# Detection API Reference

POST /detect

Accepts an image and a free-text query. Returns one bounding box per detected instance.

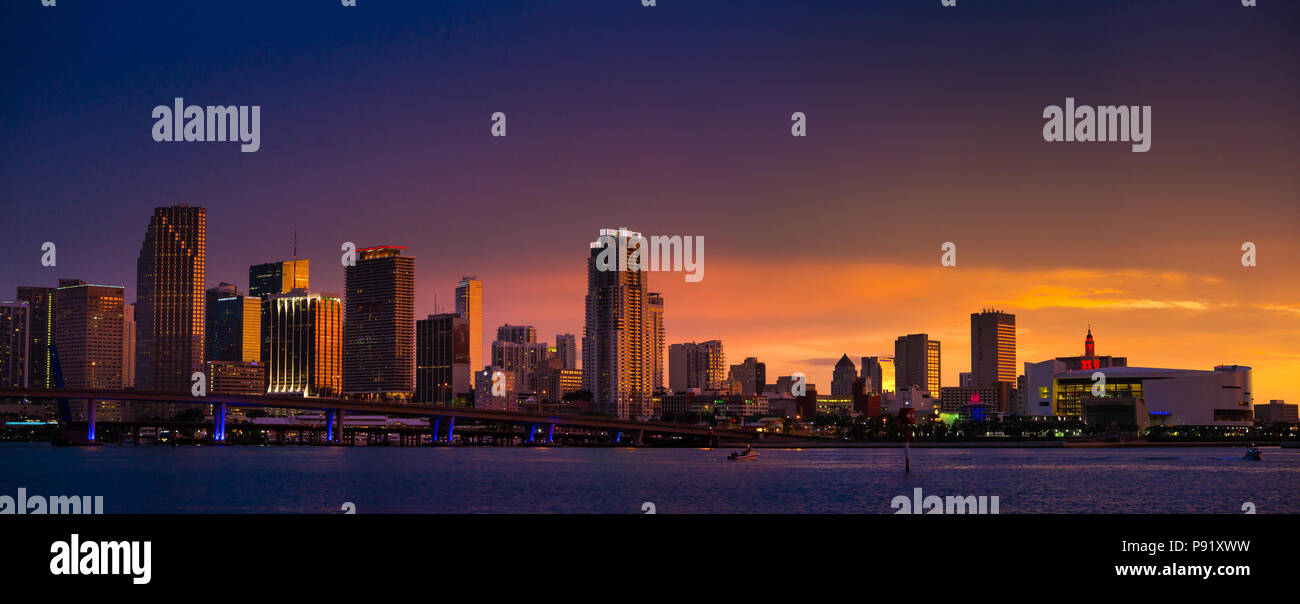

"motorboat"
[1243,446,1262,461]
[727,446,759,461]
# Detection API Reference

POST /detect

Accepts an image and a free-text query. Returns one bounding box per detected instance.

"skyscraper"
[343,246,415,401]
[206,283,261,363]
[54,279,124,390]
[122,303,135,389]
[0,301,29,388]
[583,228,654,419]
[971,309,1016,387]
[135,205,206,392]
[16,286,55,389]
[455,277,483,387]
[860,356,895,394]
[831,354,857,396]
[895,333,940,395]
[555,333,577,370]
[264,290,342,397]
[415,313,471,404]
[647,292,665,391]
[249,259,309,298]
[667,340,726,391]
[496,324,537,344]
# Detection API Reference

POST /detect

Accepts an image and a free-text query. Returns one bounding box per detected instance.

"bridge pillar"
[431,417,441,444]
[86,399,96,442]
[214,402,227,442]
[324,409,342,444]
[633,429,644,446]
[446,417,456,444]
[613,431,623,446]
[528,424,536,444]
[546,424,555,444]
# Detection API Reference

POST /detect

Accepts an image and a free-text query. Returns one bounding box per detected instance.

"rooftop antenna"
[293,230,298,260]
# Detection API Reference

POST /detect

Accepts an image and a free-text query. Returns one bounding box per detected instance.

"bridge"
[0,387,771,446]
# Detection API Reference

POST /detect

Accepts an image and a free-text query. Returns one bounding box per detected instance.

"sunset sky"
[2,1,1297,401]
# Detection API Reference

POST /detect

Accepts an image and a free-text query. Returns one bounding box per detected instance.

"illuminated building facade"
[343,246,415,401]
[455,277,483,387]
[895,333,940,395]
[583,228,655,419]
[206,283,260,363]
[54,279,124,390]
[971,309,1016,387]
[135,205,206,393]
[264,290,342,398]
[249,259,309,298]
[15,286,54,389]
[647,292,664,391]
[860,356,894,394]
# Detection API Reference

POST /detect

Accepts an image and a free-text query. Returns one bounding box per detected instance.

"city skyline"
[1,1,1296,403]
[1,206,1297,404]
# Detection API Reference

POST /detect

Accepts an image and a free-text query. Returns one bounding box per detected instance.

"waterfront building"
[135,205,206,393]
[895,334,940,395]
[583,228,655,419]
[264,290,342,398]
[971,309,1016,387]
[343,246,414,401]
[15,286,55,389]
[456,277,483,388]
[415,313,471,404]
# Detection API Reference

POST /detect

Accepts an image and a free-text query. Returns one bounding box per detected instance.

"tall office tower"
[0,301,29,388]
[831,354,858,396]
[647,292,665,391]
[135,205,206,392]
[496,324,537,344]
[415,313,471,404]
[206,283,261,363]
[971,309,1016,387]
[583,228,654,419]
[248,259,309,298]
[491,340,551,393]
[860,356,896,394]
[895,333,941,395]
[54,279,124,389]
[264,290,342,397]
[16,286,55,389]
[122,303,135,388]
[667,340,726,391]
[728,356,766,395]
[455,277,483,387]
[555,333,577,370]
[343,246,415,401]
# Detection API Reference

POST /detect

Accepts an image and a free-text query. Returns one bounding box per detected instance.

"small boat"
[727,446,759,461]
[1243,447,1261,461]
